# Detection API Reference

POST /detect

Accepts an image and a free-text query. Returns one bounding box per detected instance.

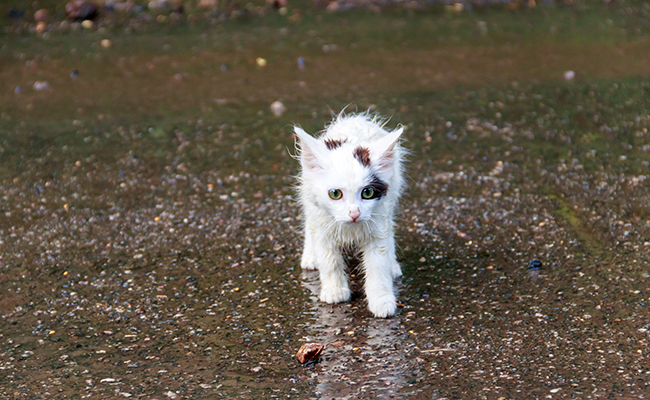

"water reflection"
[301,270,408,399]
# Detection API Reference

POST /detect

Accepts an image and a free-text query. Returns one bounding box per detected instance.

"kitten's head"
[295,121,403,225]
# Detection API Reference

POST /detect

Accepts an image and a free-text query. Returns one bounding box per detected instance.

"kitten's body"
[295,113,405,318]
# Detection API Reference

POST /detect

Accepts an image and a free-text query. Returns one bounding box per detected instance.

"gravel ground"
[3,84,650,398]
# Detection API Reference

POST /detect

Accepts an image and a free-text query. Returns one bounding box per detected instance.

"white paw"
[301,252,318,270]
[367,292,397,318]
[320,285,351,304]
[391,260,402,278]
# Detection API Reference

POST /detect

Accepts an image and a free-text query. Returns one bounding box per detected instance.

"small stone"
[33,81,50,91]
[34,9,49,22]
[148,0,171,11]
[81,19,94,29]
[527,259,542,270]
[35,21,47,33]
[66,1,99,21]
[270,101,286,117]
[8,8,25,19]
[256,57,267,67]
[296,342,324,364]
[197,0,218,8]
[101,39,111,48]
[564,70,575,81]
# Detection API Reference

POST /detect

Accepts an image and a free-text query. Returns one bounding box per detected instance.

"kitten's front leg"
[314,238,351,304]
[387,229,402,279]
[362,242,397,318]
[300,222,317,270]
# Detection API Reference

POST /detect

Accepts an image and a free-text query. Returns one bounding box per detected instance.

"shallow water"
[3,2,650,399]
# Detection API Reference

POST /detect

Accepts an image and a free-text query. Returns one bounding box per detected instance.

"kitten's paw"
[391,260,402,278]
[320,286,351,304]
[367,292,397,318]
[300,253,318,270]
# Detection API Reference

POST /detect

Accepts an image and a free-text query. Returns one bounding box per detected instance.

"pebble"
[101,39,112,48]
[197,0,218,8]
[148,0,171,11]
[270,101,286,117]
[66,0,99,21]
[296,343,324,364]
[256,57,267,67]
[33,81,50,91]
[564,70,575,81]
[8,8,24,19]
[34,9,49,22]
[527,259,542,270]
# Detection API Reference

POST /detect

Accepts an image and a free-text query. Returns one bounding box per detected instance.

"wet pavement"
[3,2,650,399]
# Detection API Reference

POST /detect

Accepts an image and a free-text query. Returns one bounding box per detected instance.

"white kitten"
[295,113,405,318]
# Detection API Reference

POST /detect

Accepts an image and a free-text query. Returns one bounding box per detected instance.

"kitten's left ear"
[373,127,404,169]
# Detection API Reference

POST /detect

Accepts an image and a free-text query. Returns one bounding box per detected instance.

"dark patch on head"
[323,138,345,150]
[353,146,371,167]
[366,174,389,199]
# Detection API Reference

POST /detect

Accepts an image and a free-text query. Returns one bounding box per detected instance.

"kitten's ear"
[373,127,403,169]
[294,126,326,171]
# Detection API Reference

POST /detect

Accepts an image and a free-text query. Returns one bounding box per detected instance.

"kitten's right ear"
[294,126,325,171]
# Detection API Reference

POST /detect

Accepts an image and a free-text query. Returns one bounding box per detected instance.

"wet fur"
[294,113,405,318]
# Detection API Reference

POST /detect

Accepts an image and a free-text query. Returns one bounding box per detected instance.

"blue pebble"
[527,259,542,270]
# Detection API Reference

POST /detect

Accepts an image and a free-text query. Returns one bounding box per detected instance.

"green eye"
[361,187,375,199]
[328,189,343,200]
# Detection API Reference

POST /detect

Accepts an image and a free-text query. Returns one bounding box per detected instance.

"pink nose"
[349,207,360,222]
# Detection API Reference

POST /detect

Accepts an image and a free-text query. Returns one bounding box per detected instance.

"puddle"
[301,270,413,399]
